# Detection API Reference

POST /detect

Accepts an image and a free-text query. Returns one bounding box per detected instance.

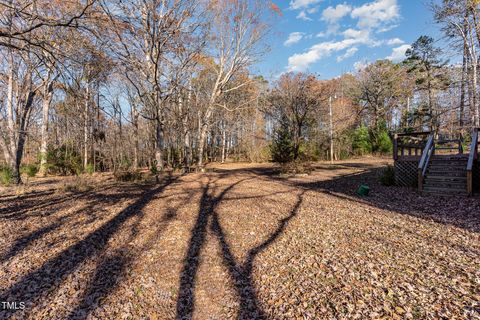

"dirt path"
[0,158,479,319]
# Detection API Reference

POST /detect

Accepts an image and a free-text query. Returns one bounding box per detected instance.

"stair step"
[428,163,467,167]
[422,191,468,197]
[424,183,466,189]
[427,172,467,177]
[430,158,467,161]
[424,178,466,184]
[422,186,467,194]
[425,175,467,181]
[431,156,468,160]
[428,166,467,170]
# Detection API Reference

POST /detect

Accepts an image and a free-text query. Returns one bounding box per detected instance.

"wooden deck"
[393,130,479,195]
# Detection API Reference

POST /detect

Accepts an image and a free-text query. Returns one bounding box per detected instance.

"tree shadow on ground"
[0,176,180,319]
[176,173,304,320]
[0,183,166,265]
[66,202,182,320]
[277,165,480,234]
[212,163,480,234]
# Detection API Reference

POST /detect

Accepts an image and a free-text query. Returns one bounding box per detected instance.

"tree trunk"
[6,53,16,169]
[13,91,36,184]
[83,83,90,170]
[155,116,164,171]
[472,59,479,126]
[460,50,467,130]
[197,122,208,169]
[38,81,54,177]
[221,121,226,163]
[132,106,139,170]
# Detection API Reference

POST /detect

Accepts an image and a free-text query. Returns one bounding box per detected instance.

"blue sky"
[253,0,443,80]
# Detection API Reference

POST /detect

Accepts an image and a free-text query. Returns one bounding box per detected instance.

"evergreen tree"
[270,115,295,163]
[404,36,450,131]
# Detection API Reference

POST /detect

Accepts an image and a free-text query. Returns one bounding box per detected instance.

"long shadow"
[0,176,178,319]
[0,184,159,263]
[176,173,304,319]
[196,164,480,234]
[66,200,182,320]
[0,185,119,220]
[210,191,304,319]
[0,222,60,263]
[176,175,252,319]
[286,165,480,234]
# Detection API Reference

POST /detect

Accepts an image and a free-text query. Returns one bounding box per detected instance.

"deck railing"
[393,131,431,160]
[417,134,435,192]
[467,128,479,196]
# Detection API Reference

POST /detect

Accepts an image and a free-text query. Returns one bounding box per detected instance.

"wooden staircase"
[417,128,478,196]
[422,155,468,196]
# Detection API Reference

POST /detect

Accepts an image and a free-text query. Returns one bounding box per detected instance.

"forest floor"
[0,157,479,319]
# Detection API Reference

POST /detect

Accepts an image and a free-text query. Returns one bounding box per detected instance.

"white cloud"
[386,44,411,62]
[337,47,358,62]
[297,11,313,21]
[286,0,404,72]
[284,32,305,46]
[289,0,322,10]
[321,3,352,23]
[378,24,399,33]
[351,0,400,30]
[343,28,370,40]
[387,38,404,45]
[288,36,372,71]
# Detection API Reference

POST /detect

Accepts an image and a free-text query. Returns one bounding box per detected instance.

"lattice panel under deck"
[395,160,418,187]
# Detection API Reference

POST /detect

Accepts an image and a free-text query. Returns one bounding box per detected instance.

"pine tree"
[270,115,295,163]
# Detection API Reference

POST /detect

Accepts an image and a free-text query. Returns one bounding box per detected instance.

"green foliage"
[0,166,13,186]
[47,144,83,175]
[297,142,320,161]
[270,115,295,163]
[85,163,95,175]
[375,130,393,154]
[380,165,395,186]
[21,164,38,177]
[118,157,132,170]
[370,122,393,154]
[351,126,372,155]
[150,162,159,175]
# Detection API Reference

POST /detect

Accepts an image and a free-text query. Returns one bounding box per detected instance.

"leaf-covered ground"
[0,158,479,319]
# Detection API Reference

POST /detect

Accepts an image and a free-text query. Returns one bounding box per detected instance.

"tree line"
[0,0,478,185]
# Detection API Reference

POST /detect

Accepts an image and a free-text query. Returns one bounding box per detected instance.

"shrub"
[376,130,393,154]
[58,176,93,193]
[114,170,143,182]
[0,166,13,186]
[47,145,82,175]
[371,121,392,154]
[85,163,95,175]
[280,161,313,175]
[21,164,38,177]
[150,162,159,176]
[380,165,395,186]
[352,126,372,155]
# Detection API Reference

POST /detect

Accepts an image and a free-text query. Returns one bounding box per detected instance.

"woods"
[1,0,480,184]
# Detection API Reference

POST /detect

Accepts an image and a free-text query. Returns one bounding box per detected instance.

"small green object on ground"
[357,184,370,196]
